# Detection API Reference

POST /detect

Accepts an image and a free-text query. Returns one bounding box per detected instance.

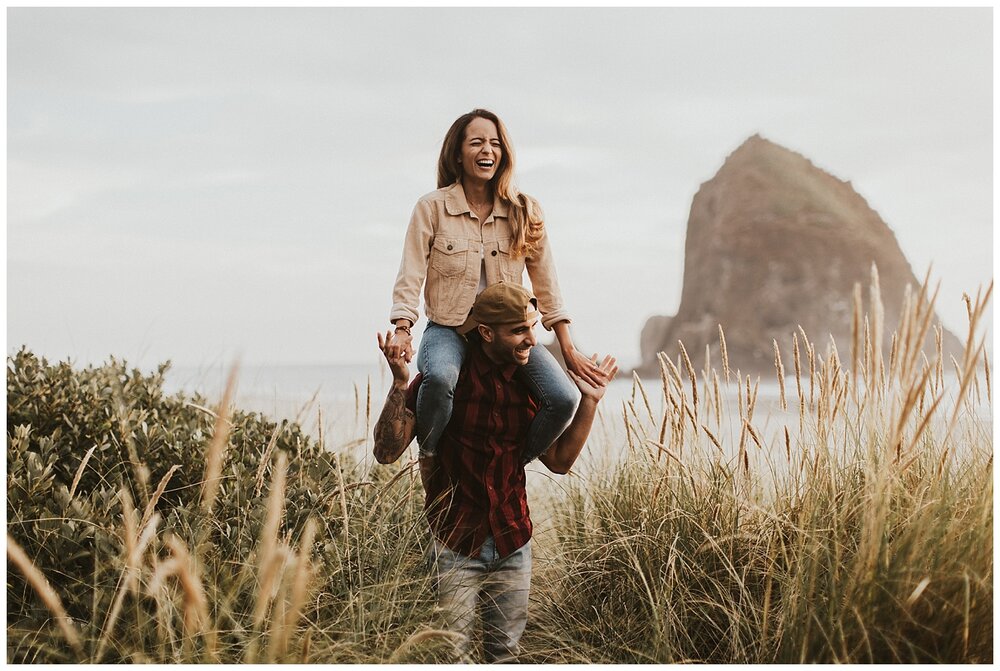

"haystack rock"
[635,135,963,378]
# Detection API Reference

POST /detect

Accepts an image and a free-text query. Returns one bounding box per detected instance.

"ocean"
[162,362,984,482]
[163,362,389,447]
[162,360,653,458]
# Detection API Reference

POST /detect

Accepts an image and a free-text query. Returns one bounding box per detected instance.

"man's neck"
[476,340,521,379]
[481,346,505,367]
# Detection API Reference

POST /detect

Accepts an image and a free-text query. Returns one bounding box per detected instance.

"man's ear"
[477,324,493,343]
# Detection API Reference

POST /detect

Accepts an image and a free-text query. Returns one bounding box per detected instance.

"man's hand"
[373,330,417,464]
[567,353,618,402]
[378,330,411,384]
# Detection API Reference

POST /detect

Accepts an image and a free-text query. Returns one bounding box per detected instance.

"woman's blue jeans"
[416,321,579,462]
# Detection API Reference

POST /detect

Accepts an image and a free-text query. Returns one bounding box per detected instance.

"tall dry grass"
[529,270,992,663]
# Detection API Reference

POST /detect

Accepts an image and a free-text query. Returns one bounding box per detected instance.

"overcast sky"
[7,7,993,371]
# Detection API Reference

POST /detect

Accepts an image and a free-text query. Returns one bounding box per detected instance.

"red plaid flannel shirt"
[406,340,538,559]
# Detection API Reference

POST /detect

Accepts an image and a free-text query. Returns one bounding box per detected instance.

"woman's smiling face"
[459,116,502,185]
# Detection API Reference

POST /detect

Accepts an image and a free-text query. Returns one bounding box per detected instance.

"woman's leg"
[518,344,580,463]
[416,322,467,457]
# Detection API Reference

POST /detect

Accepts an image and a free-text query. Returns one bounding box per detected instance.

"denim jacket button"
[491,250,498,256]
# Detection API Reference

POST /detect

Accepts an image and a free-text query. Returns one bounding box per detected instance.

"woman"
[389,108,604,461]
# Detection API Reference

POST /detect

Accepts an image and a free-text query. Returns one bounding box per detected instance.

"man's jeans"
[416,321,579,460]
[430,536,532,663]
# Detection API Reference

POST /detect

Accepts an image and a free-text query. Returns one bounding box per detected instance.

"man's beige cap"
[457,282,540,336]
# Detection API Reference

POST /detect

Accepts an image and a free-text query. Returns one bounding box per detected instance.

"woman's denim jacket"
[390,181,571,331]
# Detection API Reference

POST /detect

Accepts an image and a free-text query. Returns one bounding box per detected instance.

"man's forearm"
[373,382,416,464]
[544,397,600,474]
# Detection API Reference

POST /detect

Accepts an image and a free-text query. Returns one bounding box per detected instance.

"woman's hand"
[567,353,618,402]
[563,347,610,388]
[392,322,415,363]
[552,321,606,387]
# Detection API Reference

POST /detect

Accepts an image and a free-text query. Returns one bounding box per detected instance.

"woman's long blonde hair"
[437,109,544,258]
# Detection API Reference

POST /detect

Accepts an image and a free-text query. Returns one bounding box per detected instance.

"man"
[373,282,617,662]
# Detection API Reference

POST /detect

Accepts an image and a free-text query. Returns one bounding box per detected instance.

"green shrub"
[6,348,442,664]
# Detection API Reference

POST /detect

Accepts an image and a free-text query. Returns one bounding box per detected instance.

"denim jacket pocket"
[497,237,526,283]
[429,237,470,278]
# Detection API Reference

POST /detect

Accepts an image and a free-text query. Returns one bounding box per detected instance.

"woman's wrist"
[552,320,574,354]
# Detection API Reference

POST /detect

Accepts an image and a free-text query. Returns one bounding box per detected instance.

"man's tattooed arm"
[373,382,417,464]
